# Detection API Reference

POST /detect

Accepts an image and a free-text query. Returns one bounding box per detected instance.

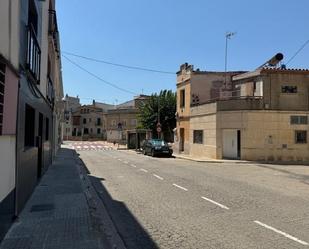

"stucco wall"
[0,136,16,202]
[0,0,20,69]
[189,114,217,158]
[217,111,309,161]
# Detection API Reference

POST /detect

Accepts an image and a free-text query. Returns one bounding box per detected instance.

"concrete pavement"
[0,148,125,249]
[79,148,309,249]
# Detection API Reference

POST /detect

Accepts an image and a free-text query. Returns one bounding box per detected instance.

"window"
[84,128,89,134]
[97,118,101,125]
[291,116,308,125]
[122,120,127,126]
[281,86,297,93]
[295,130,307,144]
[27,0,40,83]
[131,119,137,126]
[112,120,116,126]
[25,104,35,147]
[89,118,92,122]
[45,117,49,141]
[97,128,101,134]
[193,130,203,144]
[180,89,185,108]
[83,118,86,124]
[0,62,5,135]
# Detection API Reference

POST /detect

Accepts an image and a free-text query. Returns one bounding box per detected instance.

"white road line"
[77,146,81,149]
[140,168,148,173]
[118,159,122,162]
[254,220,308,246]
[173,183,188,191]
[130,164,137,168]
[201,196,230,210]
[153,174,164,180]
[123,161,129,164]
[91,145,96,148]
[84,146,89,149]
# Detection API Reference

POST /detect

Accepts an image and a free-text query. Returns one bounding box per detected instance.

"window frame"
[180,89,185,108]
[281,85,298,94]
[290,116,308,125]
[193,130,203,144]
[295,130,307,144]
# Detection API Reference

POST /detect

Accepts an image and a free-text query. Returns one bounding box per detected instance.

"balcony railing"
[47,76,55,106]
[48,10,60,53]
[26,25,41,84]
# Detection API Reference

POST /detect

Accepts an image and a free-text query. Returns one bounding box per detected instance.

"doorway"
[222,129,241,159]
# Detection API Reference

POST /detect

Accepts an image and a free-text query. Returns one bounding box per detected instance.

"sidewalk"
[173,153,309,165]
[173,153,253,164]
[0,148,125,249]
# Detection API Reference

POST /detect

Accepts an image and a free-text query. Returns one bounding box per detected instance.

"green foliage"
[138,90,176,142]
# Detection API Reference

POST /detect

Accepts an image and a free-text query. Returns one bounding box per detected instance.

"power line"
[286,39,309,66]
[62,51,175,75]
[62,54,138,95]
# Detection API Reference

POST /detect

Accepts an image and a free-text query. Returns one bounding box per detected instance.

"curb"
[74,152,127,249]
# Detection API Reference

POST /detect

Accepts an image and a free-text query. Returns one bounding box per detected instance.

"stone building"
[63,94,80,140]
[0,0,63,239]
[70,100,114,140]
[174,62,309,162]
[105,95,148,143]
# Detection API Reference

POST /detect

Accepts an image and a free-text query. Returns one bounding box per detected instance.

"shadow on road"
[79,158,159,249]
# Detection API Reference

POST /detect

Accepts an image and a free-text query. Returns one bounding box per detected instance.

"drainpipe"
[14,77,21,217]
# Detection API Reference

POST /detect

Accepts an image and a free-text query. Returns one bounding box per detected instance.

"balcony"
[47,76,55,106]
[26,25,41,84]
[190,96,264,116]
[48,10,60,53]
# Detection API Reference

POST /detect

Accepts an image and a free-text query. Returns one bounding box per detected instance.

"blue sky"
[57,0,309,105]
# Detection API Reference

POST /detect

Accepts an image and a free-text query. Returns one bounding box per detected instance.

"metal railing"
[26,25,41,84]
[47,76,55,106]
[48,10,60,53]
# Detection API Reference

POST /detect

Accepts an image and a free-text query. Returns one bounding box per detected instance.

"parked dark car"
[142,139,173,157]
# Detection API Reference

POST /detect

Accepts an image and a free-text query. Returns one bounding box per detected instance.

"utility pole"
[225,32,236,85]
[157,95,161,139]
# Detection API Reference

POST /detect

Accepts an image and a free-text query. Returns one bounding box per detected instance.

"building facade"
[63,94,81,140]
[70,100,114,140]
[174,62,309,162]
[0,0,63,239]
[105,95,148,143]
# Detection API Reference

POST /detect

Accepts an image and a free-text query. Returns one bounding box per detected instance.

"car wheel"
[151,149,155,157]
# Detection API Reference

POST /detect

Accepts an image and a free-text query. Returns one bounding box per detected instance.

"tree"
[138,90,176,142]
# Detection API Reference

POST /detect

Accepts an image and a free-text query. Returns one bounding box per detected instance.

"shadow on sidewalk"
[78,157,159,249]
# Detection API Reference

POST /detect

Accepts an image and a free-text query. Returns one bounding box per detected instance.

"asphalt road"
[77,144,309,249]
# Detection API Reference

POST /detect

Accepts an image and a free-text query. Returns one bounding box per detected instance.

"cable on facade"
[62,54,138,95]
[62,51,175,75]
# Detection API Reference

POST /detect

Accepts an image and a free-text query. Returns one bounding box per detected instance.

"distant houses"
[64,95,149,143]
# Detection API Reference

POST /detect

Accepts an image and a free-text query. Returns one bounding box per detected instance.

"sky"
[57,0,309,105]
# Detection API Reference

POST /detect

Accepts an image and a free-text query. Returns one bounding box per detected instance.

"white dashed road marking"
[130,164,137,168]
[201,196,230,210]
[173,184,188,191]
[123,161,129,164]
[140,168,148,173]
[153,174,164,180]
[254,220,308,246]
